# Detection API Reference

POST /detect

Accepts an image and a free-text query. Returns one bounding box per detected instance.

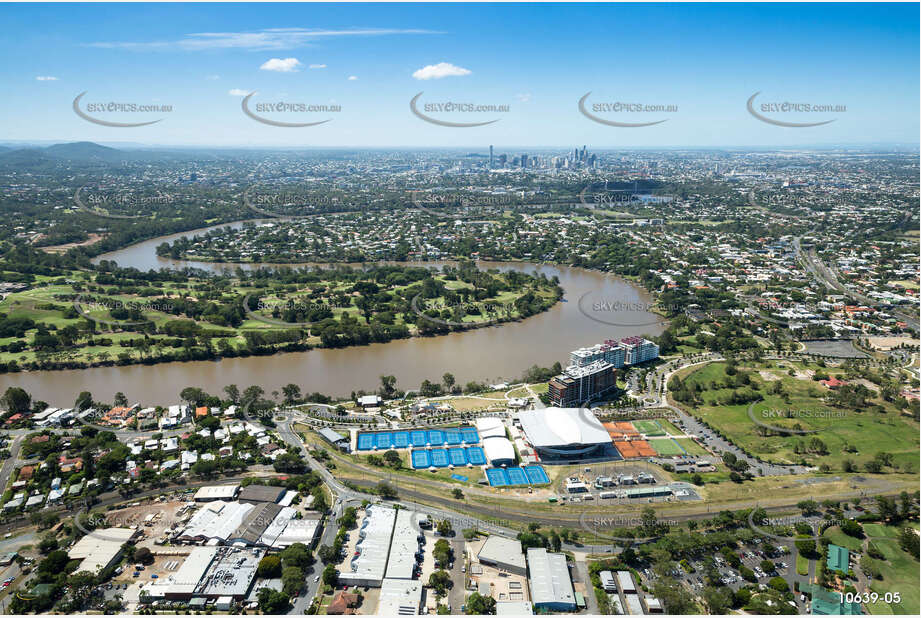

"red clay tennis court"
[604,421,640,439]
[613,438,657,458]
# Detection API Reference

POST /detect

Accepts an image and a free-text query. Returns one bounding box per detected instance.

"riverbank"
[0,223,666,404]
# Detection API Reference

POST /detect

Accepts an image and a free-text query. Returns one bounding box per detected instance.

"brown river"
[0,223,663,405]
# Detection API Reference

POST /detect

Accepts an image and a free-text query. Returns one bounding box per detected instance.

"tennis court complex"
[410,446,488,469]
[484,465,550,487]
[357,427,480,451]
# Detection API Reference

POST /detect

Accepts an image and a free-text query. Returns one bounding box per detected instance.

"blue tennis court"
[448,447,467,466]
[466,446,486,466]
[357,433,374,450]
[523,465,550,484]
[461,427,479,443]
[411,450,431,469]
[506,467,528,485]
[445,429,463,445]
[430,449,449,467]
[485,468,509,486]
[410,430,428,446]
[426,430,445,445]
[392,432,410,448]
[374,432,392,449]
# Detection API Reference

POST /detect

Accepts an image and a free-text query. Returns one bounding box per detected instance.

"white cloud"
[309,63,327,69]
[411,62,471,80]
[260,57,302,72]
[35,76,59,81]
[516,93,532,103]
[228,89,249,96]
[347,75,358,81]
[86,28,440,52]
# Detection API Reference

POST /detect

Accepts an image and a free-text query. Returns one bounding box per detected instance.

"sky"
[1,2,918,148]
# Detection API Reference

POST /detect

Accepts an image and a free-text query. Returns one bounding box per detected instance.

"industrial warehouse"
[140,546,264,603]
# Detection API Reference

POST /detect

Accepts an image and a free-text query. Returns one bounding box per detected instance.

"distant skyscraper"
[489,145,494,168]
[520,154,528,168]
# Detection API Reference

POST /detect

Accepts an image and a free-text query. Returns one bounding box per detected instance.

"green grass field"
[796,553,810,576]
[649,438,686,456]
[822,525,863,552]
[864,536,919,615]
[655,418,684,435]
[633,420,665,436]
[863,524,901,539]
[673,438,710,456]
[676,362,920,468]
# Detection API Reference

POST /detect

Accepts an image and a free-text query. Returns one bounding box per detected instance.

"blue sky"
[2,2,918,147]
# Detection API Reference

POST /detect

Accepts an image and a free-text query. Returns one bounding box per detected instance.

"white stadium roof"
[482,437,516,464]
[518,407,610,448]
[475,416,507,439]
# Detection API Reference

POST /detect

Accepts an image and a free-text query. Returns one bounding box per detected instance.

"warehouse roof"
[237,484,285,504]
[478,535,526,571]
[68,528,135,574]
[527,548,575,608]
[193,485,239,501]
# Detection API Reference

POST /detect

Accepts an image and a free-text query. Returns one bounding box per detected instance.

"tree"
[464,592,496,615]
[322,564,338,587]
[442,373,456,392]
[428,569,452,596]
[382,449,402,468]
[437,519,454,537]
[898,525,920,559]
[256,588,289,614]
[282,383,302,405]
[760,559,775,574]
[768,576,789,593]
[223,383,240,404]
[702,586,732,614]
[840,519,864,538]
[452,488,464,500]
[433,539,452,567]
[113,392,128,407]
[376,481,398,499]
[652,577,697,614]
[380,375,397,397]
[66,571,98,610]
[257,555,282,578]
[135,546,155,565]
[0,386,31,415]
[38,535,59,554]
[281,542,315,569]
[282,565,304,596]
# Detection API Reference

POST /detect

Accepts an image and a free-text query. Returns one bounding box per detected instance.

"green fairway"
[863,524,901,539]
[675,361,920,468]
[864,537,919,614]
[823,525,863,552]
[649,438,686,456]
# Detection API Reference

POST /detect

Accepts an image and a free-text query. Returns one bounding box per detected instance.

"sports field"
[649,438,686,456]
[633,420,666,436]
